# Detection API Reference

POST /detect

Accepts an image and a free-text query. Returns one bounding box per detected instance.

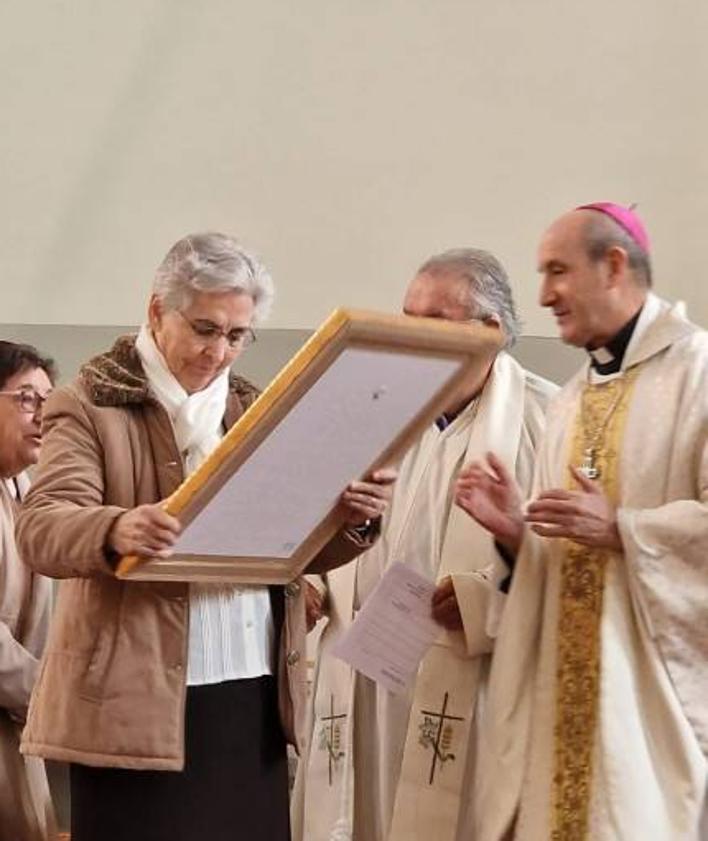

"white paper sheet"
[331,562,440,694]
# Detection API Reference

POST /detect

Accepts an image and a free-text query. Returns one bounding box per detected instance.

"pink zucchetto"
[576,202,650,253]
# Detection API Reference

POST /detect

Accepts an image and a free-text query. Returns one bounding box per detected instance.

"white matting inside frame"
[175,346,460,559]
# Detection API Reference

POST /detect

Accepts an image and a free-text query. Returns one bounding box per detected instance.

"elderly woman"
[0,341,57,841]
[16,233,394,841]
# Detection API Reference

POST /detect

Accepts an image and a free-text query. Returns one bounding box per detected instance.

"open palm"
[455,452,524,553]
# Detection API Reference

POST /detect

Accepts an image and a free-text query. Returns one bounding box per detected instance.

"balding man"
[457,203,708,840]
[293,249,557,841]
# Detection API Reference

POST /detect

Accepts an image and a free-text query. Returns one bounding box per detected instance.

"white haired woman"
[0,341,57,841]
[16,233,395,841]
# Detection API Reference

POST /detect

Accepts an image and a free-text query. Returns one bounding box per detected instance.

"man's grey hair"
[418,248,521,348]
[153,232,275,323]
[582,213,652,288]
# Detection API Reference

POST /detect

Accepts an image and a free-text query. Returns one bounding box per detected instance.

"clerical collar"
[587,307,643,375]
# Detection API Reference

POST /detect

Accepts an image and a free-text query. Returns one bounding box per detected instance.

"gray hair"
[152,232,275,323]
[418,248,521,348]
[582,213,652,288]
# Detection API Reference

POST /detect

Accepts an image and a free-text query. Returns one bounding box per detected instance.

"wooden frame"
[116,308,501,584]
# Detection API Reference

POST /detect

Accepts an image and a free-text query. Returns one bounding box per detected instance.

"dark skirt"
[70,676,290,841]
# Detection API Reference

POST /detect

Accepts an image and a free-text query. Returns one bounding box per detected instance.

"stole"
[301,561,358,841]
[388,355,527,841]
[550,368,639,841]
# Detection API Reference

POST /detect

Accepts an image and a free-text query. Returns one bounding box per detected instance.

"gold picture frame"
[116,308,501,584]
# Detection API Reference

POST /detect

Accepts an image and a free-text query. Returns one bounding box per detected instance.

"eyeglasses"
[176,311,256,350]
[0,386,50,414]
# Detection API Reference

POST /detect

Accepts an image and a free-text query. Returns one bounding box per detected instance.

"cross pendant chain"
[578,377,631,482]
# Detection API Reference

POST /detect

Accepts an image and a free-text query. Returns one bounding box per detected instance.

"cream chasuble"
[475,295,708,841]
[293,353,556,841]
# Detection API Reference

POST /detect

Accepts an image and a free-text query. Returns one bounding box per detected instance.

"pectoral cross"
[320,694,347,785]
[418,692,464,784]
[579,448,600,480]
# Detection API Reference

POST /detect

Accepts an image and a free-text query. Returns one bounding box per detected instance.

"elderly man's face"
[0,366,53,478]
[402,271,474,322]
[149,289,255,393]
[537,212,614,349]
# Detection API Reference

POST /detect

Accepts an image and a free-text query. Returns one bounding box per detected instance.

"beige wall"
[1,323,583,390]
[1,1,707,337]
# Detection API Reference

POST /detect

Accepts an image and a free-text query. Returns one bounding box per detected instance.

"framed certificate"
[116,308,501,583]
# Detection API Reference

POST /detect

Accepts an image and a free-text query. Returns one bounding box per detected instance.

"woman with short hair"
[0,340,57,841]
[16,233,394,841]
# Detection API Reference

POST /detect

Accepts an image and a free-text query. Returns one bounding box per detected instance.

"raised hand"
[455,452,524,555]
[525,466,622,550]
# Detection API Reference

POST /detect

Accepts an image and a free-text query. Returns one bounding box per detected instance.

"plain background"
[2,0,706,351]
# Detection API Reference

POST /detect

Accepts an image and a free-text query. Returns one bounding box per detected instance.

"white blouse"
[187,582,274,686]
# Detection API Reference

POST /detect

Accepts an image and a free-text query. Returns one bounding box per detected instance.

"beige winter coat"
[16,335,374,771]
[0,475,56,841]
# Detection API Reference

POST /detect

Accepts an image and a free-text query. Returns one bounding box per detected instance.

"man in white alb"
[457,203,708,840]
[292,248,557,841]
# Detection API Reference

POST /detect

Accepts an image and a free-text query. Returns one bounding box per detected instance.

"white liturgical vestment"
[475,294,708,841]
[292,352,557,841]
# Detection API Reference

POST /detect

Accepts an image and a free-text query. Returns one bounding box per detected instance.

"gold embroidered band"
[550,369,639,841]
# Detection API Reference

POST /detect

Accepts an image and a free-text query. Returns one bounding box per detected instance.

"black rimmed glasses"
[176,311,256,350]
[0,385,50,414]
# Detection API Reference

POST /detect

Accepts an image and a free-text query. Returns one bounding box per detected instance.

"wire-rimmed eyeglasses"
[176,311,256,350]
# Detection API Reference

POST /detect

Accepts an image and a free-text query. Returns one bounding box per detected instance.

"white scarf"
[136,325,274,687]
[135,324,229,472]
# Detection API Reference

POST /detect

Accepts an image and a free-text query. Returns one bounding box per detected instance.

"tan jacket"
[0,476,56,840]
[16,336,373,771]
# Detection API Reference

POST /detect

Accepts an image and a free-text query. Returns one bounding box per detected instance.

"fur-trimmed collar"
[79,333,260,410]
